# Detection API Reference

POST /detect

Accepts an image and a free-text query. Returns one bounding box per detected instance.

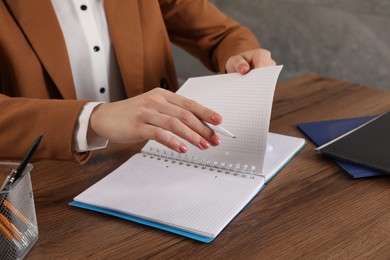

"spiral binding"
[142,147,258,179]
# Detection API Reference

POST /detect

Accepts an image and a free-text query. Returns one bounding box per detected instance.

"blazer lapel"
[104,0,144,98]
[5,0,76,99]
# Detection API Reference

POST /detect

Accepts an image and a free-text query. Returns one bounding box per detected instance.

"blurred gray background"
[172,0,390,90]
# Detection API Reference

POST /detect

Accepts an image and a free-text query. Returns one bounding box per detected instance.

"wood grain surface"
[26,74,390,259]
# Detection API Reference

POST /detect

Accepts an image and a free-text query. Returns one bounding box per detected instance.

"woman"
[0,0,275,163]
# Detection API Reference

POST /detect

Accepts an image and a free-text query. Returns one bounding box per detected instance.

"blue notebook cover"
[70,185,266,243]
[69,201,215,243]
[297,115,387,178]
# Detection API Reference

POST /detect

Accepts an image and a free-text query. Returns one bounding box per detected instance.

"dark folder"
[297,115,388,178]
[315,112,390,174]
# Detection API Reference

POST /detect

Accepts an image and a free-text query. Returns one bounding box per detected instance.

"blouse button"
[160,78,169,90]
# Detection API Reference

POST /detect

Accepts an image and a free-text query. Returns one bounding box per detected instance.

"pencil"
[3,200,29,225]
[0,213,23,241]
[0,221,13,241]
[0,221,23,251]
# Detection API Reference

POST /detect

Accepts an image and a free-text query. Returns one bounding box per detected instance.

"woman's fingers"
[162,89,223,124]
[145,91,221,146]
[88,88,223,153]
[147,113,216,150]
[225,48,276,74]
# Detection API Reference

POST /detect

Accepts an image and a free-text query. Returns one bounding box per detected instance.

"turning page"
[145,65,284,173]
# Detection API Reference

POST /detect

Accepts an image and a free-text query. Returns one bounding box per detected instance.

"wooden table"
[26,74,390,259]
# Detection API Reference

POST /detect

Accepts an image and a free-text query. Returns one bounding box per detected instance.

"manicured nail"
[179,143,188,153]
[210,134,221,146]
[199,139,210,149]
[211,114,222,124]
[238,64,249,74]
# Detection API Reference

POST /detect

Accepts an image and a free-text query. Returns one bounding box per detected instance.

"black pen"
[13,132,44,182]
[0,132,43,206]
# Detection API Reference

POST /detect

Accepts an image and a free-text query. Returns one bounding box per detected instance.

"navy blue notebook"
[297,115,387,178]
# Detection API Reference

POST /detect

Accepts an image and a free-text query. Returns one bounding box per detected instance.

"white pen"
[203,122,236,139]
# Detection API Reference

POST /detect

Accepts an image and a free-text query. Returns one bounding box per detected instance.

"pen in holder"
[0,162,38,260]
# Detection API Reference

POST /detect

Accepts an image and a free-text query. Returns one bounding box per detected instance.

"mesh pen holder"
[0,163,38,260]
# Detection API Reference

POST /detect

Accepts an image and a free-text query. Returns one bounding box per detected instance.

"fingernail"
[179,143,188,153]
[238,64,249,74]
[211,134,221,146]
[211,114,222,124]
[199,139,210,149]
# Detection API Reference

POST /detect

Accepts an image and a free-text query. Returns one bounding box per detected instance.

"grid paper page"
[74,153,264,238]
[172,66,283,171]
[262,133,306,182]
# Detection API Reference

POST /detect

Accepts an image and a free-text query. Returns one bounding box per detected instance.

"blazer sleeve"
[0,94,91,164]
[159,0,260,73]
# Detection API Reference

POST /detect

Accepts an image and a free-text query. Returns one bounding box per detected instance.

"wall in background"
[172,0,390,90]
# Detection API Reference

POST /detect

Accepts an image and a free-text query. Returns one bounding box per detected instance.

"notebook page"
[148,66,283,172]
[262,133,306,182]
[73,153,264,237]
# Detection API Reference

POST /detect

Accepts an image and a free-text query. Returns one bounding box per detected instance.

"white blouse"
[51,0,127,151]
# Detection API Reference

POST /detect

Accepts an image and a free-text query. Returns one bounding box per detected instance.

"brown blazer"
[0,0,259,163]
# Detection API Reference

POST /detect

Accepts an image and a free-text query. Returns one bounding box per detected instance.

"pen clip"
[0,169,18,194]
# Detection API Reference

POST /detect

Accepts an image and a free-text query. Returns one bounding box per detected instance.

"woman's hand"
[88,88,223,153]
[225,48,276,74]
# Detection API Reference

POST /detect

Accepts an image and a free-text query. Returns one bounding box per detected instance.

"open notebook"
[70,66,305,243]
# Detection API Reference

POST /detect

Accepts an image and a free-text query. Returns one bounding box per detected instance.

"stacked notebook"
[298,113,390,178]
[70,66,305,242]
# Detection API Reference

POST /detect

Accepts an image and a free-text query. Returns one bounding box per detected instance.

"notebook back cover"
[317,111,390,174]
[297,115,387,178]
